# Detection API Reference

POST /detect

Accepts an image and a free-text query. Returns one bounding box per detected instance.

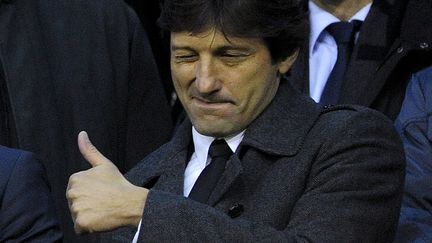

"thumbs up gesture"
[66,131,148,234]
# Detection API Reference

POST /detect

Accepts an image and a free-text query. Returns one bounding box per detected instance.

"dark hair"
[158,0,308,63]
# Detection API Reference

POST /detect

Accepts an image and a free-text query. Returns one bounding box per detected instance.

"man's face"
[171,29,295,137]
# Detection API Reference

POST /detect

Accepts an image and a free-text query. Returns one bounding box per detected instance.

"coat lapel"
[207,155,243,206]
[126,120,192,196]
[151,149,188,195]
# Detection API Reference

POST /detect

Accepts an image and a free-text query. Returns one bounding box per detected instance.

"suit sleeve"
[394,70,432,242]
[0,151,62,242]
[135,109,405,242]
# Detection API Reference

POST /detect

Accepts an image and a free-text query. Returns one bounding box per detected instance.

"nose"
[195,58,220,94]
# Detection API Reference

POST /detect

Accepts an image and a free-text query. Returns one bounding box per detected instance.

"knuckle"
[68,173,81,184]
[70,202,79,214]
[66,188,79,200]
[75,216,88,229]
[74,217,84,234]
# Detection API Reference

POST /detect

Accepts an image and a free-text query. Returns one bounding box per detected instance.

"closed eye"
[174,54,198,62]
[219,52,251,65]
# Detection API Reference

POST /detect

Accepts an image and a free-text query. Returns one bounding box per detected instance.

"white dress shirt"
[133,127,245,242]
[308,0,372,103]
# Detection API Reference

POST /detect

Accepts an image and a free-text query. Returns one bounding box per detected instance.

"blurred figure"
[0,145,62,242]
[394,67,432,242]
[125,0,185,121]
[125,0,172,99]
[0,0,172,241]
[289,0,432,120]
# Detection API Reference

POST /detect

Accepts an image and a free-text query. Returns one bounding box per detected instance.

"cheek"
[171,64,196,90]
[240,72,279,114]
[236,68,275,101]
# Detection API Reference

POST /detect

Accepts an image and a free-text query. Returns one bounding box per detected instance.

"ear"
[277,50,299,74]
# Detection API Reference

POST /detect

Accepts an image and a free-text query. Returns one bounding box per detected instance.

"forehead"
[170,29,266,51]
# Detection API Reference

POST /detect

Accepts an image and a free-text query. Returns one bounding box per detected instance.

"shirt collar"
[309,0,372,55]
[192,126,245,164]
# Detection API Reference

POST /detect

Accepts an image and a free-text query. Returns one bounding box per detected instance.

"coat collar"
[169,79,320,159]
[240,79,321,157]
[164,78,320,159]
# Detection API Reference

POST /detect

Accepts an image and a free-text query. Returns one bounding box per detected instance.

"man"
[0,145,62,242]
[394,67,432,242]
[0,0,172,241]
[67,0,405,241]
[289,0,432,120]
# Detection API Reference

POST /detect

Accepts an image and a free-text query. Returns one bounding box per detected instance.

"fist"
[66,131,148,234]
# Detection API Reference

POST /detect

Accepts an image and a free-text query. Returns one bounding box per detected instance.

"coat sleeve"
[394,68,432,242]
[0,150,62,242]
[135,108,405,242]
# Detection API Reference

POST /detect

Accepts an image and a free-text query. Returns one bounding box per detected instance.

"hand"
[66,131,148,234]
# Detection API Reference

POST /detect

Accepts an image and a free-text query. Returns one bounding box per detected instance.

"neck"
[312,0,373,21]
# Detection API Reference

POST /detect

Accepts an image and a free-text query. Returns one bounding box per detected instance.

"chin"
[193,122,239,138]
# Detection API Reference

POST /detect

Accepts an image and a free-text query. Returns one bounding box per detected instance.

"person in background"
[67,0,405,241]
[0,145,62,242]
[0,0,172,241]
[125,0,186,121]
[394,67,432,242]
[289,0,432,120]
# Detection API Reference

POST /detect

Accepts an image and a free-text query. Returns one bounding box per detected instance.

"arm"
[394,69,432,241]
[0,149,62,242]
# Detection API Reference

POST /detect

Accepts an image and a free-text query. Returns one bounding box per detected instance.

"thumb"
[78,131,111,167]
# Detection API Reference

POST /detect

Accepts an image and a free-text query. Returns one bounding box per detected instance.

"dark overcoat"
[103,81,405,242]
[290,0,432,121]
[0,0,172,242]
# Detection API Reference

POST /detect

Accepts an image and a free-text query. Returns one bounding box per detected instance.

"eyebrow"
[214,46,253,54]
[171,45,196,52]
[171,45,253,53]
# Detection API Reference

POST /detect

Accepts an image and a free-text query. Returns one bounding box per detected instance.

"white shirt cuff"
[131,219,142,243]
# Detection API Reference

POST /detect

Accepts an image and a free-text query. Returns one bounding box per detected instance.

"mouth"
[190,96,235,113]
[192,95,233,105]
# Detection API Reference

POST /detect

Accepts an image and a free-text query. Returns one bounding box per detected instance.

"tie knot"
[209,139,233,158]
[326,21,361,45]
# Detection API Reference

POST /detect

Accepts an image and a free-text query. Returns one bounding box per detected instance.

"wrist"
[122,186,148,227]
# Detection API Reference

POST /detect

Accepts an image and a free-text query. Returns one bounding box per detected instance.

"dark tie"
[320,21,361,105]
[188,139,233,204]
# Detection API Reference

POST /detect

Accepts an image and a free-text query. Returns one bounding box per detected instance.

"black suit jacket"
[102,81,405,242]
[290,0,432,120]
[0,146,62,242]
[0,0,172,241]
